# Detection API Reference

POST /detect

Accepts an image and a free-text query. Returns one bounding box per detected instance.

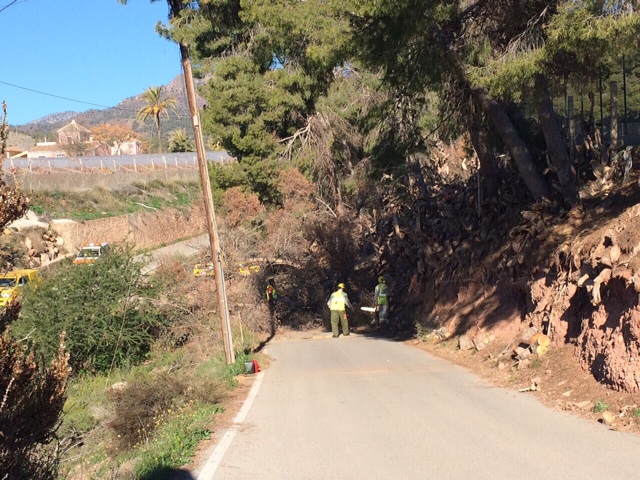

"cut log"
[459,335,474,351]
[530,332,544,345]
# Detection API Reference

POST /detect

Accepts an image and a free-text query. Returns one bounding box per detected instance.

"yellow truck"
[73,243,110,265]
[0,269,40,307]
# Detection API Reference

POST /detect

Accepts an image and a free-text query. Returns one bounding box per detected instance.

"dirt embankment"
[408,180,640,431]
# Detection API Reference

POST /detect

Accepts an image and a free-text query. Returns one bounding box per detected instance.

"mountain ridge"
[14,74,205,141]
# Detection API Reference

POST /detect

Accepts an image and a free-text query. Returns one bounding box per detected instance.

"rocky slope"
[389,168,640,431]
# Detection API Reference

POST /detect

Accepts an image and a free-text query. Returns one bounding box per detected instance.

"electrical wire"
[0,0,23,15]
[0,79,190,119]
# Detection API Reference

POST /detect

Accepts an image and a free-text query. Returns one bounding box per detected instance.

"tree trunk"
[534,74,578,205]
[409,157,429,199]
[473,88,550,203]
[156,116,163,154]
[467,112,498,200]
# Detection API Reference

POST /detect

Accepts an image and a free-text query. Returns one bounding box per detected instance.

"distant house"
[25,120,142,159]
[57,120,91,145]
[4,146,27,159]
[111,140,141,156]
[26,141,67,159]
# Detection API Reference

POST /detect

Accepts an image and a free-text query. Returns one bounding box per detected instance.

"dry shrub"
[0,180,69,478]
[223,187,264,228]
[107,366,228,453]
[107,371,187,451]
[150,259,225,353]
[152,257,191,288]
[188,278,219,312]
[304,217,360,280]
[0,327,70,480]
[156,306,222,355]
[278,168,315,209]
[0,235,27,271]
[189,374,228,405]
[234,301,273,334]
[264,204,311,264]
[0,180,29,228]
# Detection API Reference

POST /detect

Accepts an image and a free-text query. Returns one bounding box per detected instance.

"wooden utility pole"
[611,81,619,148]
[179,43,235,365]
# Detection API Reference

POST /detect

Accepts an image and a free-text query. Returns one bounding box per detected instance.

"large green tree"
[340,0,557,202]
[466,1,640,203]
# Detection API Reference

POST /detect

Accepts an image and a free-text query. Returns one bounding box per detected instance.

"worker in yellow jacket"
[327,283,352,337]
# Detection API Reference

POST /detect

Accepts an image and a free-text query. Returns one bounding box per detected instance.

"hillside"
[13,74,206,141]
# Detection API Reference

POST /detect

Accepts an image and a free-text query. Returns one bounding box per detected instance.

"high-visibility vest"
[329,290,347,310]
[375,283,389,305]
[266,285,277,301]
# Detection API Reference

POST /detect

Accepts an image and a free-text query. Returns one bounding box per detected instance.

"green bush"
[593,400,608,413]
[209,161,250,205]
[13,246,167,373]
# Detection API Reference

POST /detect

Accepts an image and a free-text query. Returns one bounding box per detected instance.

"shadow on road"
[138,467,195,480]
[357,325,414,342]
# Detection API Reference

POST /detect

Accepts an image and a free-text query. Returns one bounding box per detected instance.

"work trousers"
[378,304,389,324]
[330,309,349,337]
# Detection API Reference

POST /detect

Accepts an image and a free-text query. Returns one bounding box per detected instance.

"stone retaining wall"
[50,202,207,252]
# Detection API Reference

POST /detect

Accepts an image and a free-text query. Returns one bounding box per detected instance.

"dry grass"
[107,372,187,451]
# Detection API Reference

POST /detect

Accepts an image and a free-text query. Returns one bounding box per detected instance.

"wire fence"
[2,151,233,174]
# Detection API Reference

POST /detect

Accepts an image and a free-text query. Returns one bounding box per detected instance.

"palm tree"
[136,85,177,154]
[168,128,194,153]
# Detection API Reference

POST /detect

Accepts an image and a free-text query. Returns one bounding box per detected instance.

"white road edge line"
[196,371,265,480]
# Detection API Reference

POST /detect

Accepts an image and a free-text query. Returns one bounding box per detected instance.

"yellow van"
[73,243,110,265]
[0,269,40,307]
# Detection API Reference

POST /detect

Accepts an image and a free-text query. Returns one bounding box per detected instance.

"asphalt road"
[195,332,640,480]
[139,234,209,275]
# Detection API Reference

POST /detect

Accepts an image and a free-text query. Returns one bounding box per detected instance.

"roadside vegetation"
[11,246,265,478]
[28,181,202,221]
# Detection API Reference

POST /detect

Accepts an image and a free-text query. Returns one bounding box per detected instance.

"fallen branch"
[131,202,157,211]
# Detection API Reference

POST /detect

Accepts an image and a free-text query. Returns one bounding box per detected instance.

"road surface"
[193,331,640,480]
[139,234,209,275]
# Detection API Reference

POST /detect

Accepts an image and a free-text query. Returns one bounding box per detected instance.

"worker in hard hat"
[327,282,352,337]
[374,276,390,327]
[266,278,277,315]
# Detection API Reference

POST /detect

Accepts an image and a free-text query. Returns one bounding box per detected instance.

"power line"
[0,79,132,111]
[0,0,24,15]
[0,79,190,119]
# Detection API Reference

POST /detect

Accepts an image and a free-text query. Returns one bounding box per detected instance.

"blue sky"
[1,0,183,125]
